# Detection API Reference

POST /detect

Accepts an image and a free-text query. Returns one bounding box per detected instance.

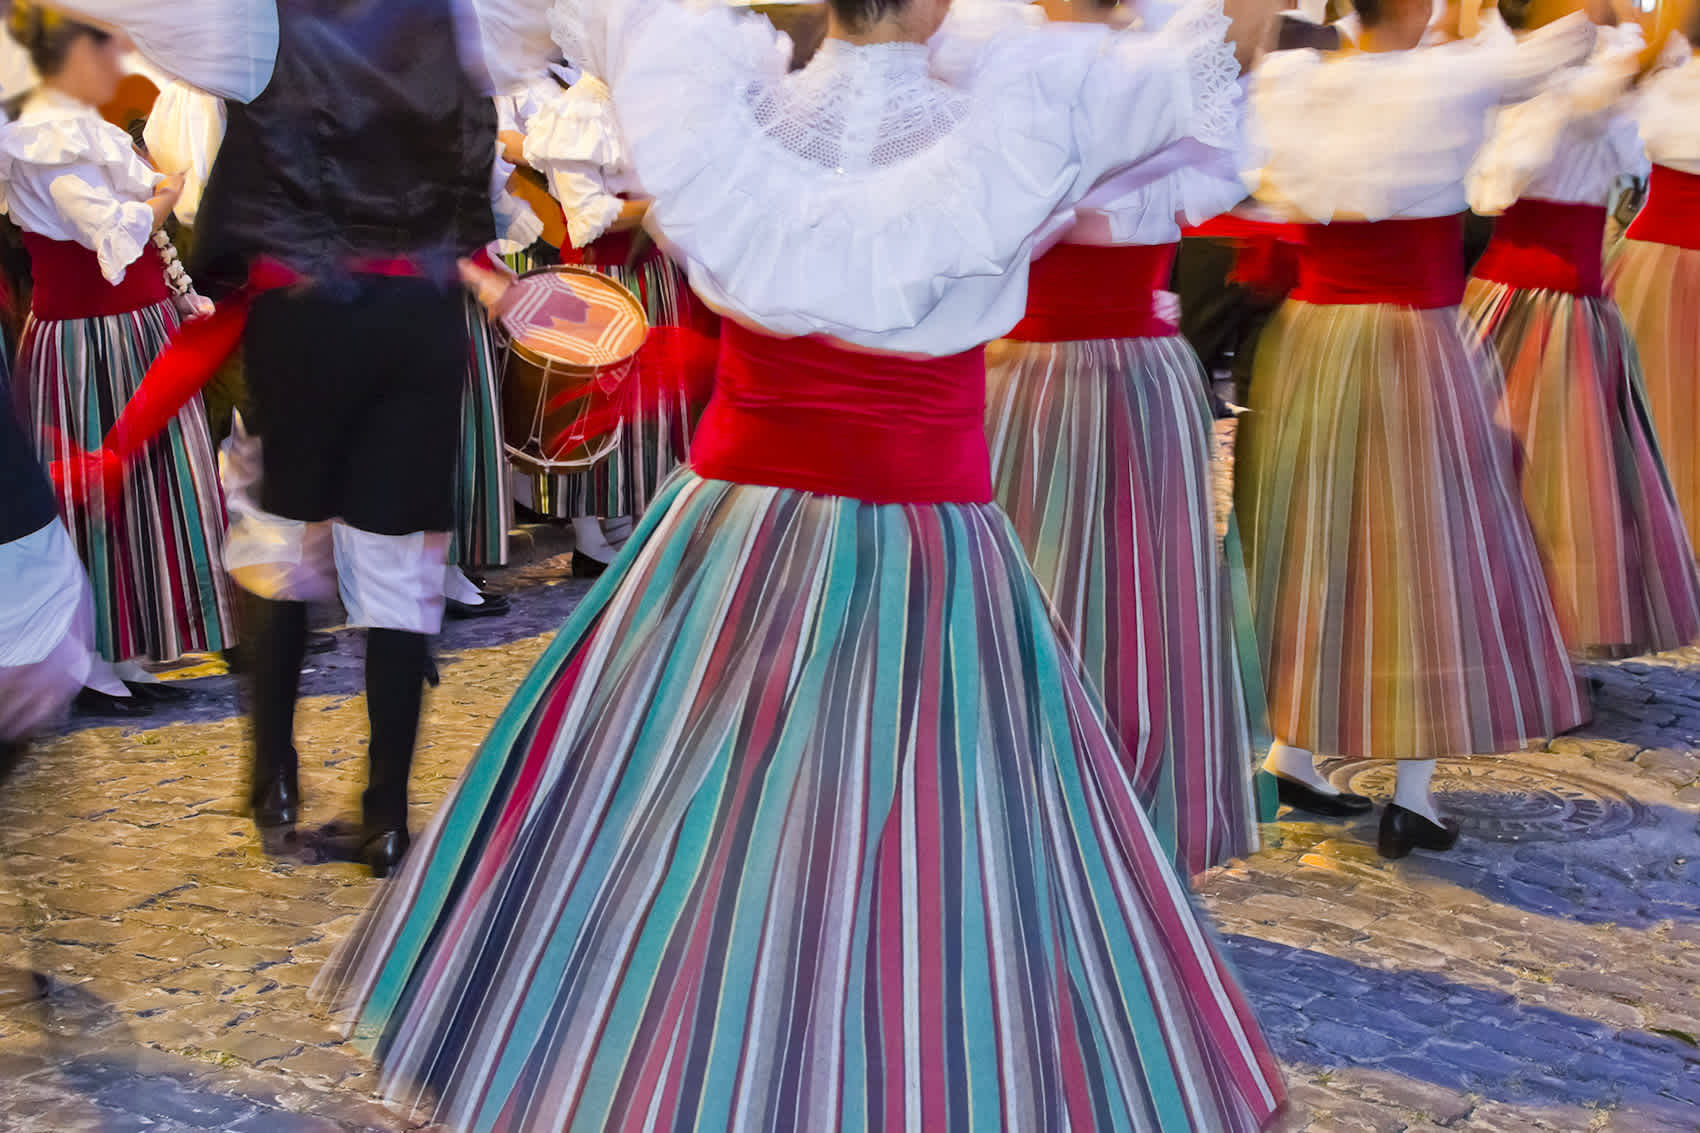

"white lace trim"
[1154,0,1238,150]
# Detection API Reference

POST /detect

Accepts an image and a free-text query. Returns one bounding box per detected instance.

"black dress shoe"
[1378,804,1461,860]
[74,688,152,718]
[445,591,511,620]
[251,774,300,831]
[124,680,191,704]
[572,549,610,578]
[307,821,411,879]
[1275,775,1375,818]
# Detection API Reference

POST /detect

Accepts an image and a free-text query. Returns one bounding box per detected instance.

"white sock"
[1393,759,1441,823]
[113,660,159,685]
[572,517,616,563]
[84,659,133,697]
[1263,739,1338,795]
[443,564,484,605]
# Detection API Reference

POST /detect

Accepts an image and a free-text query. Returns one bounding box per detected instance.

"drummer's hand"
[499,130,529,166]
[459,258,518,316]
[149,173,187,229]
[609,199,651,233]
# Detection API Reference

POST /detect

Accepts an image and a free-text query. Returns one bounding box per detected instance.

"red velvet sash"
[1626,164,1700,252]
[1472,199,1606,297]
[1292,216,1466,309]
[24,235,171,320]
[690,322,992,505]
[1008,243,1178,342]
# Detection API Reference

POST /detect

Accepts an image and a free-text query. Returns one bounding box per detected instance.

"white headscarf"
[47,0,278,102]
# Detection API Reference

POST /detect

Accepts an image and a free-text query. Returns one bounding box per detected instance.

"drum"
[500,265,649,474]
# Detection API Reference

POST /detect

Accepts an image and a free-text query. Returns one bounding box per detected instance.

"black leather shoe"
[1378,804,1461,860]
[74,688,152,718]
[1275,775,1375,818]
[308,821,411,879]
[572,550,610,579]
[252,774,300,831]
[445,591,511,619]
[124,680,191,705]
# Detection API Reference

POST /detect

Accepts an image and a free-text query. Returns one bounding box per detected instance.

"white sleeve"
[142,84,226,227]
[47,172,156,283]
[520,76,629,249]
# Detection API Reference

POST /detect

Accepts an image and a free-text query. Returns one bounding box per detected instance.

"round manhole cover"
[1321,758,1646,843]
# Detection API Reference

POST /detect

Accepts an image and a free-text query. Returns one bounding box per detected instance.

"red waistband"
[689,322,992,504]
[1626,165,1700,252]
[1292,216,1465,309]
[24,235,171,321]
[1008,243,1178,342]
[1471,199,1606,297]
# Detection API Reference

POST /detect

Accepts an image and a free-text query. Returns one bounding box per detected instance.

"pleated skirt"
[1463,279,1700,655]
[319,472,1286,1133]
[13,302,234,663]
[1236,300,1585,760]
[986,334,1258,876]
[454,298,512,569]
[1608,239,1700,556]
[533,254,697,521]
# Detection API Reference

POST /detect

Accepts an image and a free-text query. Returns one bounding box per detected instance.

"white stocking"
[572,517,616,563]
[1393,759,1441,823]
[1263,738,1338,795]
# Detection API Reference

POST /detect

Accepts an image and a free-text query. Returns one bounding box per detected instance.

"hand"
[150,173,187,228]
[498,130,529,166]
[459,257,518,317]
[608,198,650,233]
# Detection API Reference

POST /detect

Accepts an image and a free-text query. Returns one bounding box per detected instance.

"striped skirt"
[1236,301,1586,760]
[13,303,234,663]
[986,335,1258,876]
[532,253,698,521]
[1464,280,1700,655]
[1608,239,1700,556]
[453,299,511,569]
[319,472,1286,1132]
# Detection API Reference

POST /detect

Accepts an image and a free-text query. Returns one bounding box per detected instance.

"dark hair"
[1349,0,1382,27]
[1497,0,1533,29]
[7,5,109,79]
[826,0,908,33]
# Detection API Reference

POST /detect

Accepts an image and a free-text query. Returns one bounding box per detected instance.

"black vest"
[192,0,497,297]
[1,378,57,544]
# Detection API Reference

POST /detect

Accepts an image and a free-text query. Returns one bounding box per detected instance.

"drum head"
[501,265,648,372]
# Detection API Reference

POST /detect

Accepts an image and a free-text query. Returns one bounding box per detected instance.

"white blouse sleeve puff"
[545,0,1242,352]
[1468,22,1645,213]
[0,90,162,284]
[1634,40,1700,174]
[142,81,226,227]
[520,75,628,249]
[1251,13,1596,223]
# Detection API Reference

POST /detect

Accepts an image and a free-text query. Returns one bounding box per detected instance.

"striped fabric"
[1237,301,1586,760]
[986,335,1259,876]
[533,254,697,521]
[1608,239,1700,557]
[1464,279,1700,655]
[320,472,1286,1132]
[453,298,512,569]
[12,302,234,663]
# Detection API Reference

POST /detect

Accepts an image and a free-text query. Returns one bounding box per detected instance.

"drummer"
[189,0,497,876]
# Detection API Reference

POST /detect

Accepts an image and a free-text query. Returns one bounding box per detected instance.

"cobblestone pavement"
[4,510,1700,1130]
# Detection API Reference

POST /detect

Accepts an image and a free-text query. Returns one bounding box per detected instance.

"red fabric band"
[1471,198,1606,297]
[24,235,172,321]
[690,322,992,505]
[1292,216,1466,309]
[1182,216,1304,299]
[1008,243,1179,342]
[1626,164,1700,252]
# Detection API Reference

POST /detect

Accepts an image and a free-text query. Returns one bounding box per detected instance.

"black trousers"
[1172,237,1282,407]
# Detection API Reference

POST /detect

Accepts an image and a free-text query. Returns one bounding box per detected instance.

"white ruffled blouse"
[1249,15,1597,223]
[142,81,226,228]
[546,0,1241,354]
[517,74,642,250]
[1468,22,1648,214]
[0,89,163,284]
[1634,43,1700,175]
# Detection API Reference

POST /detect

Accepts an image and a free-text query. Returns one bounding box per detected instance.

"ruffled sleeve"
[0,107,162,283]
[142,82,226,227]
[520,74,628,248]
[1634,49,1700,172]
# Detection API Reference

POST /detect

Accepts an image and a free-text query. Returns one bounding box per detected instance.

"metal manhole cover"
[1321,758,1646,844]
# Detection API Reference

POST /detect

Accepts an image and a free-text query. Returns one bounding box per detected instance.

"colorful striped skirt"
[1464,280,1700,655]
[986,334,1258,876]
[1608,239,1700,557]
[531,253,698,521]
[12,302,234,663]
[1236,301,1585,760]
[453,298,511,569]
[319,472,1286,1132]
